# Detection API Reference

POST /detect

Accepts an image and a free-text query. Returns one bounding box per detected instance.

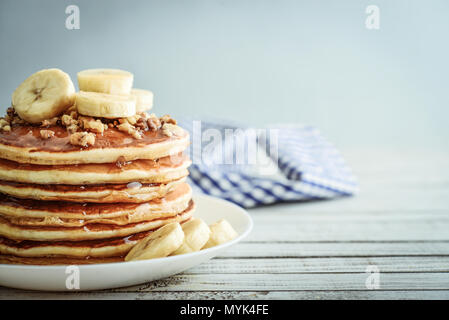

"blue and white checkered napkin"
[178,117,358,208]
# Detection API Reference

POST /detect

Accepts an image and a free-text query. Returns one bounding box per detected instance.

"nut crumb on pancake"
[79,116,105,134]
[40,129,55,139]
[70,131,96,147]
[117,122,142,139]
[0,106,182,147]
[160,114,177,125]
[146,113,162,131]
[0,119,10,132]
[162,123,183,137]
[40,117,59,127]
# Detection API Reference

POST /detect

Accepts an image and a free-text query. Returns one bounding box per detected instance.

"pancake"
[0,176,186,203]
[0,123,189,165]
[0,211,194,261]
[0,153,190,185]
[0,200,194,241]
[0,183,192,225]
[0,231,149,260]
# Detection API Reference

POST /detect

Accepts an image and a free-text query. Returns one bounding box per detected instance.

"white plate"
[0,194,253,291]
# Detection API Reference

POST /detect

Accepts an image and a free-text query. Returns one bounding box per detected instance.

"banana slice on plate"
[131,88,154,112]
[12,68,75,123]
[75,91,136,118]
[171,218,211,255]
[202,219,238,249]
[125,222,184,261]
[77,69,133,95]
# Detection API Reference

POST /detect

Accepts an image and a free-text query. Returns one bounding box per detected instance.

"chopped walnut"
[40,129,55,139]
[66,123,78,134]
[160,114,177,125]
[162,123,183,137]
[5,107,24,125]
[126,114,141,125]
[0,118,10,131]
[79,116,104,134]
[70,132,96,147]
[61,113,79,133]
[41,117,59,127]
[6,107,15,117]
[61,114,76,126]
[146,113,161,131]
[135,117,148,130]
[117,122,142,139]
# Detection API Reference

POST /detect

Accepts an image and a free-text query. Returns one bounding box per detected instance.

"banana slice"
[77,69,133,95]
[131,88,154,112]
[12,68,75,123]
[75,91,136,118]
[202,219,238,249]
[172,218,211,255]
[125,222,184,261]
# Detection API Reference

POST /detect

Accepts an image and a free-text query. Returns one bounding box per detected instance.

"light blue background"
[0,0,448,149]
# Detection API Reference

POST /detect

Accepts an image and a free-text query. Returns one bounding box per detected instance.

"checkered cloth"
[178,117,358,208]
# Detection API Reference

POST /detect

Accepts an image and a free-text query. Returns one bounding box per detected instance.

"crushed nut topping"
[117,122,142,139]
[0,107,181,145]
[161,123,183,137]
[0,108,23,131]
[146,113,162,131]
[41,117,59,127]
[160,114,177,125]
[70,132,96,147]
[40,129,55,139]
[79,116,104,134]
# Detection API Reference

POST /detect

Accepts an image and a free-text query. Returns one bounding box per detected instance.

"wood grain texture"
[1,149,448,299]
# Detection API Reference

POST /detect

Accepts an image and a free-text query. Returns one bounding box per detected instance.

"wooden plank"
[220,242,449,258]
[246,189,449,213]
[245,217,449,242]
[112,272,449,292]
[1,290,448,300]
[186,256,449,274]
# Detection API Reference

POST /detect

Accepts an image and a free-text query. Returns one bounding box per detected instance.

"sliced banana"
[125,222,184,261]
[77,69,133,95]
[12,68,75,124]
[202,219,238,249]
[172,218,211,255]
[75,91,136,118]
[131,88,154,112]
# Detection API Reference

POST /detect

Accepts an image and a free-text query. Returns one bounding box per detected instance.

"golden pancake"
[0,153,190,185]
[0,200,194,241]
[0,183,192,226]
[0,123,189,165]
[0,232,147,260]
[0,176,186,203]
[0,212,193,261]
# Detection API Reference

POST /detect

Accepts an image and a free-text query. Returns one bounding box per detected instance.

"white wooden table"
[1,149,448,299]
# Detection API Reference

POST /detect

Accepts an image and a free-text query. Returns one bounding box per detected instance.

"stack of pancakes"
[0,122,193,265]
